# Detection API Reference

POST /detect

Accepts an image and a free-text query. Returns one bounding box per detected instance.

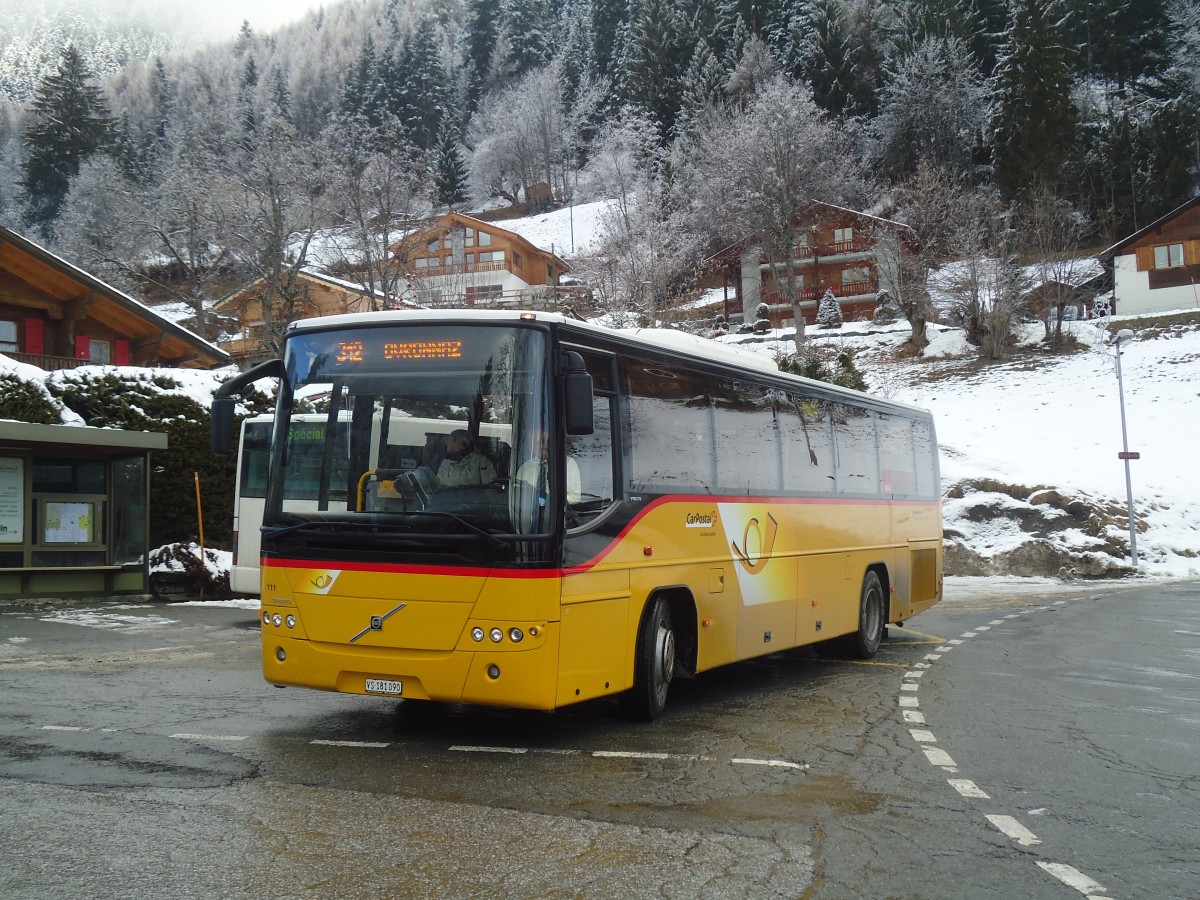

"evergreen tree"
[802,0,862,116]
[340,36,379,121]
[395,19,449,152]
[1070,0,1170,89]
[590,0,629,85]
[676,42,729,137]
[992,0,1079,201]
[20,44,118,237]
[434,115,470,208]
[499,0,556,82]
[624,0,688,140]
[465,0,503,106]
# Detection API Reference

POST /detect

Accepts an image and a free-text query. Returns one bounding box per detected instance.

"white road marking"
[311,739,391,748]
[901,682,920,691]
[986,814,1042,846]
[924,654,942,661]
[731,758,807,770]
[961,631,978,638]
[989,620,1006,625]
[905,669,925,678]
[914,661,931,669]
[975,625,991,631]
[902,710,925,724]
[42,725,88,731]
[898,695,919,707]
[909,729,936,743]
[935,645,952,651]
[593,750,670,760]
[171,733,247,742]
[1036,862,1109,897]
[450,745,527,754]
[922,747,957,768]
[1005,614,1021,619]
[948,639,964,645]
[948,779,990,799]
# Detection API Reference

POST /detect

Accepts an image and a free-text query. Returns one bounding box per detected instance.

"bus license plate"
[365,678,403,695]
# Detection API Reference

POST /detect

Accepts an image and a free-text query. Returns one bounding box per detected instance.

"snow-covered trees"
[20,44,118,236]
[992,0,1079,201]
[672,73,864,347]
[871,35,986,180]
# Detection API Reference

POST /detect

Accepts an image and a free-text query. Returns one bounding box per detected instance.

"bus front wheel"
[844,570,885,659]
[624,596,675,721]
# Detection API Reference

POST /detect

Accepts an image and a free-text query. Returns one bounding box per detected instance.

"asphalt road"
[0,579,1196,899]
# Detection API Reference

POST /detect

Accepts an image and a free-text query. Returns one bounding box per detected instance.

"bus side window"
[567,395,614,519]
[833,404,880,496]
[780,394,835,495]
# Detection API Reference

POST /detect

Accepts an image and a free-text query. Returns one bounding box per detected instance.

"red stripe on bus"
[262,494,940,580]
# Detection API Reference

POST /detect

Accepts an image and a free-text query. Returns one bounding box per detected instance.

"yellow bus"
[212,310,942,719]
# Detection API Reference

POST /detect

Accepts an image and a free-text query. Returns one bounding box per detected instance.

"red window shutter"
[75,335,90,360]
[24,318,44,355]
[115,339,130,365]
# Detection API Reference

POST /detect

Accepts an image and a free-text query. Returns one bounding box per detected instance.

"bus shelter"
[0,421,167,599]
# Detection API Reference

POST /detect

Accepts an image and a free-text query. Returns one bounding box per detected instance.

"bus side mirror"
[210,358,282,455]
[563,352,594,436]
[211,397,236,454]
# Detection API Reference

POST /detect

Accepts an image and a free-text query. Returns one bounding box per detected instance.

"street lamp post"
[1112,328,1138,567]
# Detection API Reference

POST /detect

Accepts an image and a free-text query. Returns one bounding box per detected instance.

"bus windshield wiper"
[393,510,508,549]
[264,514,507,549]
[261,520,336,538]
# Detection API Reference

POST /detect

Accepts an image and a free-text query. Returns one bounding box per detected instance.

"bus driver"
[437,430,496,486]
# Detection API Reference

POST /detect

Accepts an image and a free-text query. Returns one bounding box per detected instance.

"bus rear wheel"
[623,596,675,721]
[844,570,885,659]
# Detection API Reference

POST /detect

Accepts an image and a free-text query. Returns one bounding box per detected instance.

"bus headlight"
[271,613,282,627]
[262,611,271,625]
[286,615,296,629]
[490,628,503,643]
[471,627,485,642]
[509,628,524,643]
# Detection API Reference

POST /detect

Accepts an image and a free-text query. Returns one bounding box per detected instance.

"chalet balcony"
[764,239,874,267]
[418,260,512,278]
[5,351,88,370]
[761,281,880,305]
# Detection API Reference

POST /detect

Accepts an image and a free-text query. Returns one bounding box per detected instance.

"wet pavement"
[0,579,1196,898]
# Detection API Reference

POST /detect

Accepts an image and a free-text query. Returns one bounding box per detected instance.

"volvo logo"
[348,603,407,643]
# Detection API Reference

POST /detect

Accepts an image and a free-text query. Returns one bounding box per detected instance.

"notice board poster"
[43,501,94,544]
[0,458,22,543]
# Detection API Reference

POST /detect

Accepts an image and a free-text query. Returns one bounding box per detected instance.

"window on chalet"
[842,266,871,285]
[478,231,493,247]
[427,238,440,253]
[0,320,16,352]
[833,227,854,245]
[90,339,111,365]
[513,251,522,267]
[478,250,505,263]
[414,257,441,269]
[1153,244,1184,268]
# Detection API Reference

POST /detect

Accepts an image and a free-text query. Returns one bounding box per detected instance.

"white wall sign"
[0,458,23,543]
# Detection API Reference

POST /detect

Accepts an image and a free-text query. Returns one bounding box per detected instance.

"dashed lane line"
[900,604,1115,898]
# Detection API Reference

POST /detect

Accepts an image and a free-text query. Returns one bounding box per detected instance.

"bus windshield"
[267,322,552,548]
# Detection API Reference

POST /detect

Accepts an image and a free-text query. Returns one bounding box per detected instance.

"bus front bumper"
[261,628,562,711]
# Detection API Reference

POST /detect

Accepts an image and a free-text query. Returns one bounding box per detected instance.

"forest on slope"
[1,0,1197,350]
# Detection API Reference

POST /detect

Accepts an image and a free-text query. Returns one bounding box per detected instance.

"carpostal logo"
[685,509,719,529]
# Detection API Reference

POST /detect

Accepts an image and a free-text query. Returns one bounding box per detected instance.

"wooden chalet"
[706,202,915,328]
[214,269,418,368]
[392,212,571,310]
[1103,197,1200,316]
[0,225,229,370]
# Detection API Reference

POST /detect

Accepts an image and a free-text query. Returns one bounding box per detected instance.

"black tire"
[844,570,885,659]
[623,596,675,721]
